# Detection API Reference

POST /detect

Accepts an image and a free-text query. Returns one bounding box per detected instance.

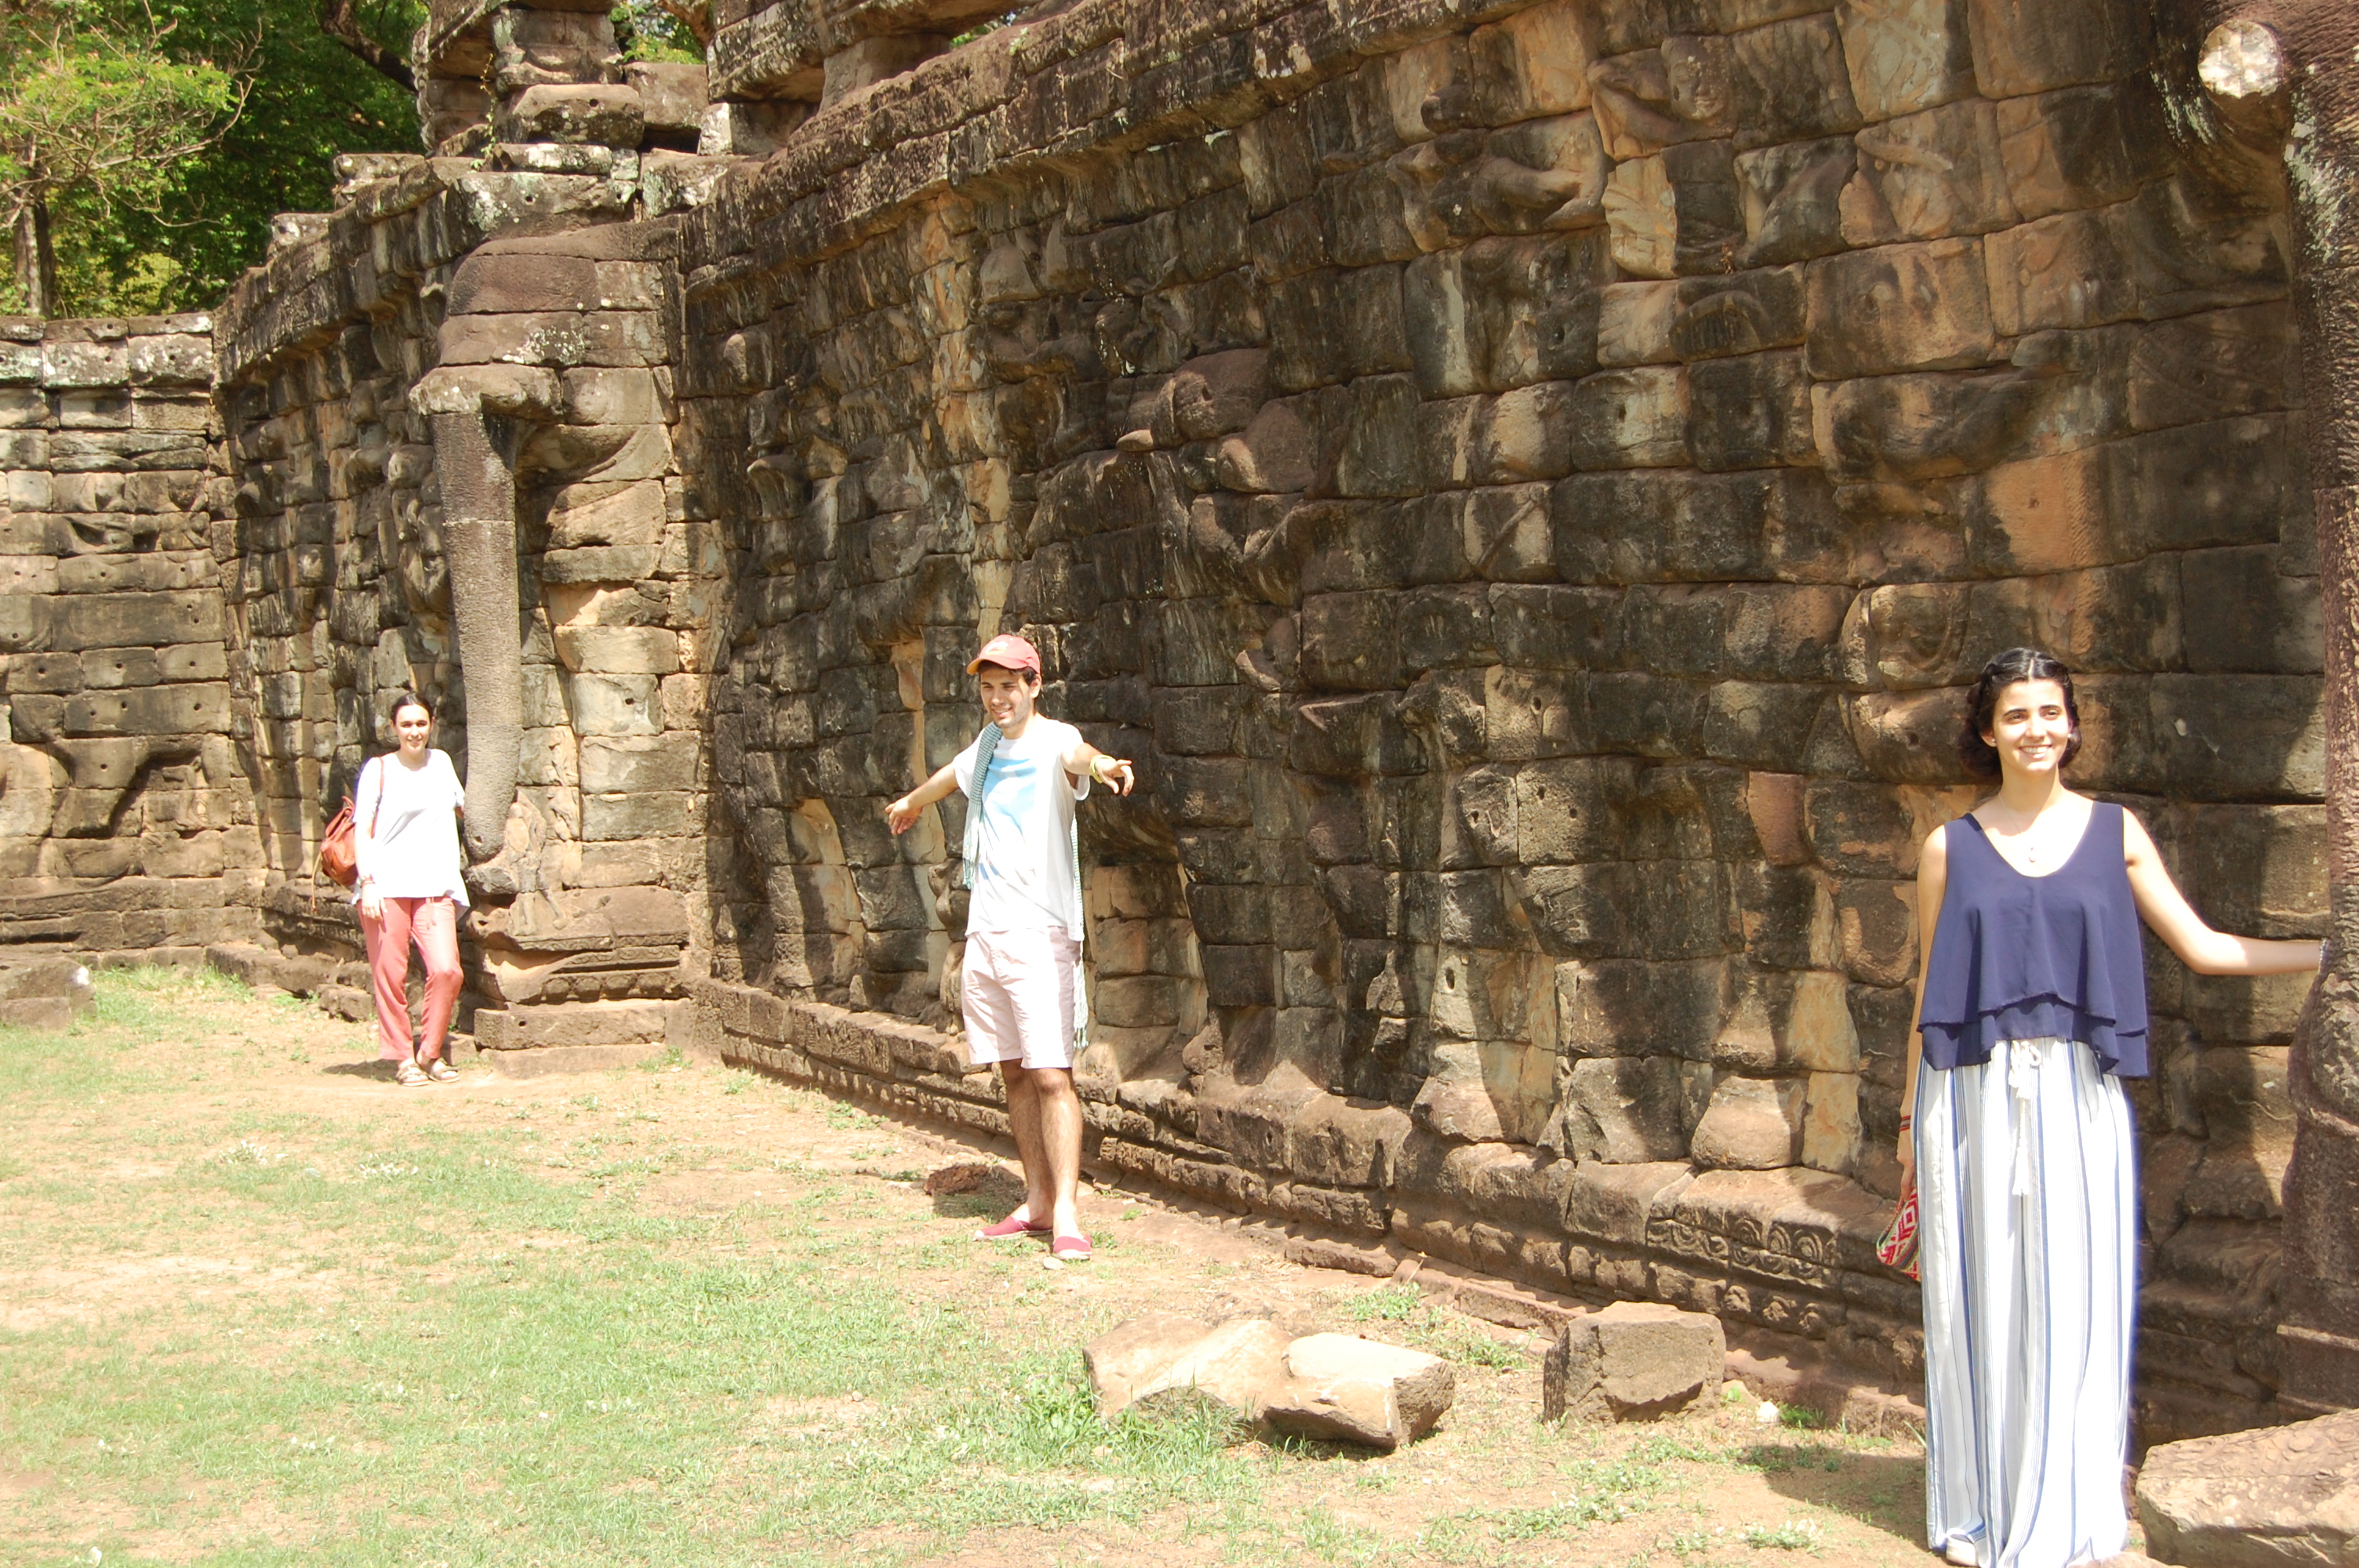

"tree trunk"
[11,195,56,318]
[2175,0,2359,1417]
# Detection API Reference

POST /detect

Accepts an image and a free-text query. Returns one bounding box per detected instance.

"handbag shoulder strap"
[362,755,389,837]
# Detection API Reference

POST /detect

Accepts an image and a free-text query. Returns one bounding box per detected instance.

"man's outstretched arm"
[886,762,960,833]
[1062,738,1136,796]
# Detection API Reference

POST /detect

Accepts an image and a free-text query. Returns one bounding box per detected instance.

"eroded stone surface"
[0,0,2333,1444]
[2136,1410,2359,1567]
[1261,1333,1457,1450]
[1544,1300,1727,1422]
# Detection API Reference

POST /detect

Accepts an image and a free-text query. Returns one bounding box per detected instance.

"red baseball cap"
[968,633,1042,677]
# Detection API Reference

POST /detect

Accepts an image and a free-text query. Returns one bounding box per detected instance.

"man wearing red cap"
[885,633,1136,1260]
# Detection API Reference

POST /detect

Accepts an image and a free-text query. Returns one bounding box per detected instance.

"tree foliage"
[0,2,242,312]
[614,0,708,61]
[0,0,421,316]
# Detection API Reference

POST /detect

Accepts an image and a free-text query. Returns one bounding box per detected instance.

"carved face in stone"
[1981,679,2074,781]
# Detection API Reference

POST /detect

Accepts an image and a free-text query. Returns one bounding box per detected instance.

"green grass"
[0,971,1286,1566]
[0,967,1932,1568]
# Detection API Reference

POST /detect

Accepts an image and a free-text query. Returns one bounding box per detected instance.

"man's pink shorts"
[961,927,1079,1071]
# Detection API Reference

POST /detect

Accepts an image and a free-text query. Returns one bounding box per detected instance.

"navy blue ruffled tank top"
[1918,801,2150,1078]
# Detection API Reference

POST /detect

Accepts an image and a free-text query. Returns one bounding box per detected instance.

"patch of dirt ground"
[0,974,2162,1567]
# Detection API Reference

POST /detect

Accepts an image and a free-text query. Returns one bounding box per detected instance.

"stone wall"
[0,317,259,960]
[667,0,2321,1439]
[211,143,727,1043]
[0,0,2332,1443]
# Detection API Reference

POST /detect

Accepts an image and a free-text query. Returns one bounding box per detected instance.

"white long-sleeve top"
[351,749,468,907]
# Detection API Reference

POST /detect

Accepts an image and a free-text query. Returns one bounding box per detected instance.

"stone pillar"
[2176,0,2359,1417]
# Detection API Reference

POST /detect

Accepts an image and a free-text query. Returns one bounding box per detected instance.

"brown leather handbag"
[318,760,386,888]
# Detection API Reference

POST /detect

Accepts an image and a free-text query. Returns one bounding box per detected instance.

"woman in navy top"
[1902,648,2322,1568]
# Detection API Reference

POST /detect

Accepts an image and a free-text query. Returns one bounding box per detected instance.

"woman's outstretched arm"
[2124,811,2324,977]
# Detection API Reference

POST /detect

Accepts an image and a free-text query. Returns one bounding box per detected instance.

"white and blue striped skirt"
[1914,1037,2137,1568]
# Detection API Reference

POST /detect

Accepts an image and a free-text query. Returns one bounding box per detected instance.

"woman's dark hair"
[1957,648,2079,779]
[386,690,433,726]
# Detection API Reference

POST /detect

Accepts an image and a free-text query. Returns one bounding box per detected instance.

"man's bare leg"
[1001,1061,1050,1225]
[1027,1065,1085,1237]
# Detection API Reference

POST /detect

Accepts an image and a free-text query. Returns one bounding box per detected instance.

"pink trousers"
[360,895,463,1062]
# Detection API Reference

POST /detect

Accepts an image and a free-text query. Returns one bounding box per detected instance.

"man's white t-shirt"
[952,717,1090,935]
[352,750,470,907]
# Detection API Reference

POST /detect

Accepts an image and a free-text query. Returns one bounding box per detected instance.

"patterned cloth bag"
[1877,1179,1921,1281]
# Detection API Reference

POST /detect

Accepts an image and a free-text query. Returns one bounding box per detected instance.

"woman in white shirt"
[352,692,469,1086]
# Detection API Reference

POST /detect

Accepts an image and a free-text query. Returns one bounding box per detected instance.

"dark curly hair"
[1957,648,2080,780]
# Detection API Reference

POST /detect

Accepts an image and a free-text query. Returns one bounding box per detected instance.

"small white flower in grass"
[1757,1401,1781,1425]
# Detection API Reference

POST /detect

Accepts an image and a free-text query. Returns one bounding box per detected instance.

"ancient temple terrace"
[5,2,2359,1555]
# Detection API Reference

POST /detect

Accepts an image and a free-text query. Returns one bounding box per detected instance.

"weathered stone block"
[1262,1334,1455,1451]
[1558,956,1728,1059]
[2136,1409,2359,1568]
[1836,0,1974,122]
[1556,1054,1688,1163]
[1126,1317,1292,1422]
[581,789,696,840]
[48,590,222,650]
[1543,1301,1725,1421]
[1994,82,2168,224]
[625,61,707,137]
[64,683,231,737]
[1565,366,1688,470]
[1985,208,2138,336]
[562,671,663,736]
[580,735,697,793]
[1965,0,2150,99]
[1085,1314,1216,1417]
[1688,350,1812,470]
[554,625,679,674]
[496,84,645,147]
[1689,1073,1805,1169]
[1605,140,1743,278]
[1728,15,1859,151]
[1803,238,1995,378]
[1841,99,2017,246]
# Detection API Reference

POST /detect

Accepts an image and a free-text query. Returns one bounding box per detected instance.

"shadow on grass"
[318,1060,402,1080]
[1740,1443,1925,1539]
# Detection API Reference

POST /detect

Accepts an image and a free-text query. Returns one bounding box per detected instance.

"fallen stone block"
[2135,1407,2359,1567]
[1544,1301,1726,1422]
[318,985,373,1023]
[0,954,91,1007]
[0,996,73,1031]
[1262,1334,1456,1451]
[1131,1319,1292,1421]
[1085,1313,1215,1417]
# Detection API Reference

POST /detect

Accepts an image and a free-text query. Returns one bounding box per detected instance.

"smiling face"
[975,663,1038,732]
[1983,678,2074,780]
[392,702,433,756]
